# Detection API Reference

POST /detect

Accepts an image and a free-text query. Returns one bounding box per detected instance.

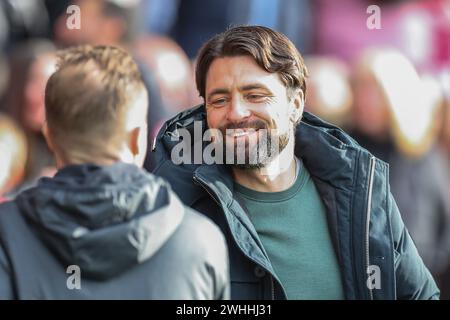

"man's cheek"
[206,114,217,130]
[207,110,226,129]
[270,112,290,131]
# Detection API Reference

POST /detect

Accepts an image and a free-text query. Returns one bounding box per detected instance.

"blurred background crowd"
[0,0,449,299]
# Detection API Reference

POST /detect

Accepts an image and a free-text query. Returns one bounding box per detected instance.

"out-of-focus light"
[305,56,352,127]
[0,135,18,190]
[439,68,450,101]
[155,52,189,87]
[369,49,437,156]
[315,68,349,111]
[444,0,450,20]
[401,13,432,65]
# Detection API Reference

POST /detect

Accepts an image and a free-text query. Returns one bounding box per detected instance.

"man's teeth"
[231,131,249,137]
[227,130,257,137]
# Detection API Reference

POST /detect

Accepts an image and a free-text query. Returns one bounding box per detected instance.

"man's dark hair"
[195,25,308,100]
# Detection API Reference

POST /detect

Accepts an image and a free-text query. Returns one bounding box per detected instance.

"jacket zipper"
[365,156,376,300]
[193,175,279,300]
[271,277,275,300]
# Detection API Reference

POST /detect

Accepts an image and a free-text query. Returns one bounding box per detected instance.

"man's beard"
[217,120,291,169]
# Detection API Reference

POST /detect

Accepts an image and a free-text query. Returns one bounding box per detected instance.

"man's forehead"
[205,56,284,95]
[207,56,271,77]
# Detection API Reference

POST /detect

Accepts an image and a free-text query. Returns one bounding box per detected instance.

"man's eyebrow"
[206,84,272,98]
[207,88,230,98]
[240,84,271,92]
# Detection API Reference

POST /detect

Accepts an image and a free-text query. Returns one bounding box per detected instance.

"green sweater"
[235,159,345,300]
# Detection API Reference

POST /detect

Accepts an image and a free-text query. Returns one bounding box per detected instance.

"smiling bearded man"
[153,25,439,300]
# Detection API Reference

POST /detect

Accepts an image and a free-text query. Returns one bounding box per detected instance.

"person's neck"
[55,153,120,169]
[231,137,297,193]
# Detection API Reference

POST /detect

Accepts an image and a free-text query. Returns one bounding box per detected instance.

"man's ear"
[128,127,141,156]
[290,89,305,123]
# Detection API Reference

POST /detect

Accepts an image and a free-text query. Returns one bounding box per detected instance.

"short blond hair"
[45,45,147,162]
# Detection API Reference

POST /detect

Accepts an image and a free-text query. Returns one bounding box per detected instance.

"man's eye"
[246,94,267,101]
[210,98,228,107]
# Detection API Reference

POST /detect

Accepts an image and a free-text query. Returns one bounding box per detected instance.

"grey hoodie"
[0,162,229,299]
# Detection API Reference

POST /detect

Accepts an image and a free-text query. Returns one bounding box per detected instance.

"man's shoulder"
[158,203,228,289]
[0,199,21,222]
[154,162,206,206]
[0,199,28,251]
[177,206,226,252]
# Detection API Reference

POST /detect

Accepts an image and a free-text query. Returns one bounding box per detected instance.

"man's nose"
[227,96,251,122]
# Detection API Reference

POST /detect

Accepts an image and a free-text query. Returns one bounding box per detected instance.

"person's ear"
[127,125,148,167]
[290,89,305,123]
[128,127,141,157]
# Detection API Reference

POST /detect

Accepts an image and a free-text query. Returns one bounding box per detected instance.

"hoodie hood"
[17,162,184,280]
